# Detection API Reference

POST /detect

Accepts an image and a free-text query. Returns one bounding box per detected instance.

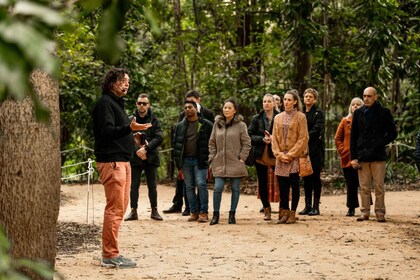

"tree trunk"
[293,49,311,95]
[235,0,263,122]
[0,71,61,279]
[173,0,189,103]
[290,0,313,95]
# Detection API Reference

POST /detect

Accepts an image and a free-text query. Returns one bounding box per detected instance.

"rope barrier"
[61,145,94,154]
[61,160,91,169]
[60,147,96,225]
[61,171,91,180]
[60,145,174,225]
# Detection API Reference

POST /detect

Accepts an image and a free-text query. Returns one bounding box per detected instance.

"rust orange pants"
[97,162,131,259]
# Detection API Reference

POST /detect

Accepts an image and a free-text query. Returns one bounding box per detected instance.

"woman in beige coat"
[272,90,309,224]
[208,98,251,225]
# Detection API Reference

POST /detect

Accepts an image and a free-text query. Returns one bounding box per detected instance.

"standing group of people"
[92,68,399,268]
[334,87,398,222]
[170,97,251,225]
[248,89,324,224]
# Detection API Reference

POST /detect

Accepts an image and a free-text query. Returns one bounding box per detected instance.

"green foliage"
[386,161,419,184]
[0,228,55,280]
[0,0,64,122]
[395,87,420,144]
[96,0,132,64]
[2,0,418,180]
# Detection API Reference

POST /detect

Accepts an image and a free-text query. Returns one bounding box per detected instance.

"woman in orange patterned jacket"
[334,97,364,216]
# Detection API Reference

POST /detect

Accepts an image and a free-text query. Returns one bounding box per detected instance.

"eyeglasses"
[136,102,149,106]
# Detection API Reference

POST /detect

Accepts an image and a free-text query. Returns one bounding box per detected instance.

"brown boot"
[197,213,209,223]
[188,213,199,221]
[124,208,138,221]
[286,211,296,224]
[376,213,386,223]
[263,207,271,221]
[277,209,289,224]
[277,208,284,222]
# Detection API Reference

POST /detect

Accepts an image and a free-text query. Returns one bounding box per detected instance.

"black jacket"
[248,110,279,159]
[92,91,133,162]
[130,109,163,167]
[173,117,213,169]
[305,105,325,170]
[350,101,397,162]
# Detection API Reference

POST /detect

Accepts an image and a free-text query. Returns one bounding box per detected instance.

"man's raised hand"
[130,117,152,131]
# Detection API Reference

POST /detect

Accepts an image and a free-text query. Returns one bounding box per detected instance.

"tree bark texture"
[173,0,189,100]
[293,48,311,95]
[0,71,61,279]
[235,0,263,122]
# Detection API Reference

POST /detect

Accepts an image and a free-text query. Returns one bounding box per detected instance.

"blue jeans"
[213,177,241,212]
[182,157,208,213]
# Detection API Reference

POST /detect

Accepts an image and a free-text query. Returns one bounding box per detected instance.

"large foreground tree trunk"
[0,71,61,279]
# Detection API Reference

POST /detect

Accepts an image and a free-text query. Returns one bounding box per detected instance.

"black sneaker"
[163,205,182,214]
[101,255,137,268]
[182,208,190,216]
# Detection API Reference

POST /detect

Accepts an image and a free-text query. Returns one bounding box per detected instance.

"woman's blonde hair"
[348,97,364,117]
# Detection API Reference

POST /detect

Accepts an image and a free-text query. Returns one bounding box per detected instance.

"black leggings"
[255,162,273,208]
[277,173,300,211]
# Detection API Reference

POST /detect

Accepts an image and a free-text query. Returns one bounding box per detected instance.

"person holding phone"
[248,94,279,220]
[124,93,164,222]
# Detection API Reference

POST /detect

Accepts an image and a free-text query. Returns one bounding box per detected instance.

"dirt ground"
[55,183,420,280]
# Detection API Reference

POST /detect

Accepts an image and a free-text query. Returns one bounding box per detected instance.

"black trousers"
[172,178,190,210]
[277,173,300,211]
[302,167,322,207]
[343,167,360,209]
[130,162,158,209]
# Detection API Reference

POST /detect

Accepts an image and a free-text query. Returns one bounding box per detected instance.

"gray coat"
[209,114,251,178]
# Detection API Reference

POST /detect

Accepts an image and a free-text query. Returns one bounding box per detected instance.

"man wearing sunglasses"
[125,93,164,222]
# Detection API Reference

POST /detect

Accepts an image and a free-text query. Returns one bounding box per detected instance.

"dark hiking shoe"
[101,256,137,268]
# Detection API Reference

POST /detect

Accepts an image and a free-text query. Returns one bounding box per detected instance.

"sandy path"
[55,183,419,280]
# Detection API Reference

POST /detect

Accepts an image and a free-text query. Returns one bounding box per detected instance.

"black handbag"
[245,146,256,166]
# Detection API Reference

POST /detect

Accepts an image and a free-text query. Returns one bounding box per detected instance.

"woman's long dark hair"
[101,68,129,93]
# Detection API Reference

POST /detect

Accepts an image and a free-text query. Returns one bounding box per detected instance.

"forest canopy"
[2,0,419,179]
